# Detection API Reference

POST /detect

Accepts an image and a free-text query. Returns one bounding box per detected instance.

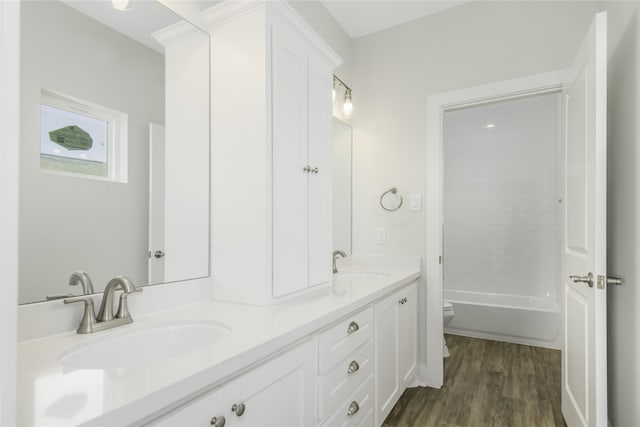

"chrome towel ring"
[380,187,403,212]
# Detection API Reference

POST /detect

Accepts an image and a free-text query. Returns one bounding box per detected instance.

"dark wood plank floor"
[383,334,564,427]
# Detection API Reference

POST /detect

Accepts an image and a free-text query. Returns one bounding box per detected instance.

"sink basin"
[59,321,231,369]
[335,272,388,281]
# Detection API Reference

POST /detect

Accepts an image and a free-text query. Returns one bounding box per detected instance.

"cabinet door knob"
[154,250,165,259]
[231,403,245,417]
[210,416,226,427]
[347,360,360,374]
[303,165,311,173]
[311,167,319,174]
[347,401,360,417]
[347,321,359,334]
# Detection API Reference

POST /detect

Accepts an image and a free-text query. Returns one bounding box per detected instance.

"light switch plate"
[375,227,386,245]
[410,193,421,211]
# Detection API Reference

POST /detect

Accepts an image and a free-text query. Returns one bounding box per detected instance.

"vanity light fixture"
[333,75,353,117]
[343,89,353,116]
[108,0,135,11]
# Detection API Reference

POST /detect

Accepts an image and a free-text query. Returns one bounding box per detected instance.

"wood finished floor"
[383,335,564,427]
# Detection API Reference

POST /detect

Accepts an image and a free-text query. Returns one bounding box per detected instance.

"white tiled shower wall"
[443,92,561,300]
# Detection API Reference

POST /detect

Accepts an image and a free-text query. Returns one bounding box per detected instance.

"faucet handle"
[64,296,97,334]
[115,287,142,319]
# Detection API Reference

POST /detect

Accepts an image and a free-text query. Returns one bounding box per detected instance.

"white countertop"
[17,265,420,426]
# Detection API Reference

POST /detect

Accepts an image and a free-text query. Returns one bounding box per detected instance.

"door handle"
[570,272,594,287]
[596,275,623,289]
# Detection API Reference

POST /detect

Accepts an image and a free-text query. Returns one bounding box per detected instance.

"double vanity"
[18,259,420,426]
[16,1,422,426]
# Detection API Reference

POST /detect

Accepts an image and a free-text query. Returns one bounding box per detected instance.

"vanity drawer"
[322,374,374,427]
[318,306,373,373]
[319,341,373,421]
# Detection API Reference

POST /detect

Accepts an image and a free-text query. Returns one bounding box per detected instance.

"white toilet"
[443,301,455,358]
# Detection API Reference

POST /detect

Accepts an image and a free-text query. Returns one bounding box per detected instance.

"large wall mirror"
[19,0,210,304]
[332,117,352,254]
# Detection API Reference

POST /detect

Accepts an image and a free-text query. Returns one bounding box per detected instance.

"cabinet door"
[149,386,225,426]
[307,56,333,288]
[398,282,418,387]
[224,339,317,427]
[374,291,400,424]
[272,22,309,298]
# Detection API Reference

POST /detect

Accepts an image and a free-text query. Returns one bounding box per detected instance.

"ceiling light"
[484,123,495,129]
[108,0,135,11]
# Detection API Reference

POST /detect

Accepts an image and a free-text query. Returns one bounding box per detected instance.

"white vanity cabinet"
[206,1,342,306]
[149,339,317,427]
[317,307,374,425]
[374,281,418,426]
[271,16,334,298]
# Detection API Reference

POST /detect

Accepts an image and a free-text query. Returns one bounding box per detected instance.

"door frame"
[424,70,567,388]
[0,1,20,424]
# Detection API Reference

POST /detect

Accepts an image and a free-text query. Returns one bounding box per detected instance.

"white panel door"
[272,23,309,297]
[561,11,607,427]
[307,57,332,288]
[148,123,165,285]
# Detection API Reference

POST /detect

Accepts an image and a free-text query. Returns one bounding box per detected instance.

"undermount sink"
[59,321,231,369]
[335,272,388,281]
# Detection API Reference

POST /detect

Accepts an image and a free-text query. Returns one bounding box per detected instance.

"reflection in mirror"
[19,0,210,304]
[332,117,352,254]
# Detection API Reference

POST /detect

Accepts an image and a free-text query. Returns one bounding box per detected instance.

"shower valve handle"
[570,272,594,288]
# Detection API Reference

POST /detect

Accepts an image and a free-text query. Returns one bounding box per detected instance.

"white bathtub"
[444,289,562,349]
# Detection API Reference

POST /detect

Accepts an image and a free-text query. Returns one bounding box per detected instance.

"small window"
[40,89,128,182]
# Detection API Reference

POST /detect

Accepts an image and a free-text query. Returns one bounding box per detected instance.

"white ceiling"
[62,1,470,53]
[61,0,182,53]
[320,1,471,39]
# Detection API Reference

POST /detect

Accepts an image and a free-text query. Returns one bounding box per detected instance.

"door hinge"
[439,256,442,265]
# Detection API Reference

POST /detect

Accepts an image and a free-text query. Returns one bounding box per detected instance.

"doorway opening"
[442,91,563,350]
[424,70,566,388]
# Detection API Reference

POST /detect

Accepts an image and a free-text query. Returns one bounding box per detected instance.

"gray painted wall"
[19,1,164,303]
[350,0,599,393]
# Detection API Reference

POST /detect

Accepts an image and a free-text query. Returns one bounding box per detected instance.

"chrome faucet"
[333,250,347,274]
[64,276,142,334]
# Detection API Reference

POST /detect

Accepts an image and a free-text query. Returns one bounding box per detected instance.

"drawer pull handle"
[399,297,407,304]
[347,360,360,374]
[232,403,245,417]
[347,401,360,417]
[210,416,226,427]
[347,321,359,334]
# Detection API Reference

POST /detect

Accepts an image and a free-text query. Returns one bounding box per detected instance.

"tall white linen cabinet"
[205,1,342,305]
